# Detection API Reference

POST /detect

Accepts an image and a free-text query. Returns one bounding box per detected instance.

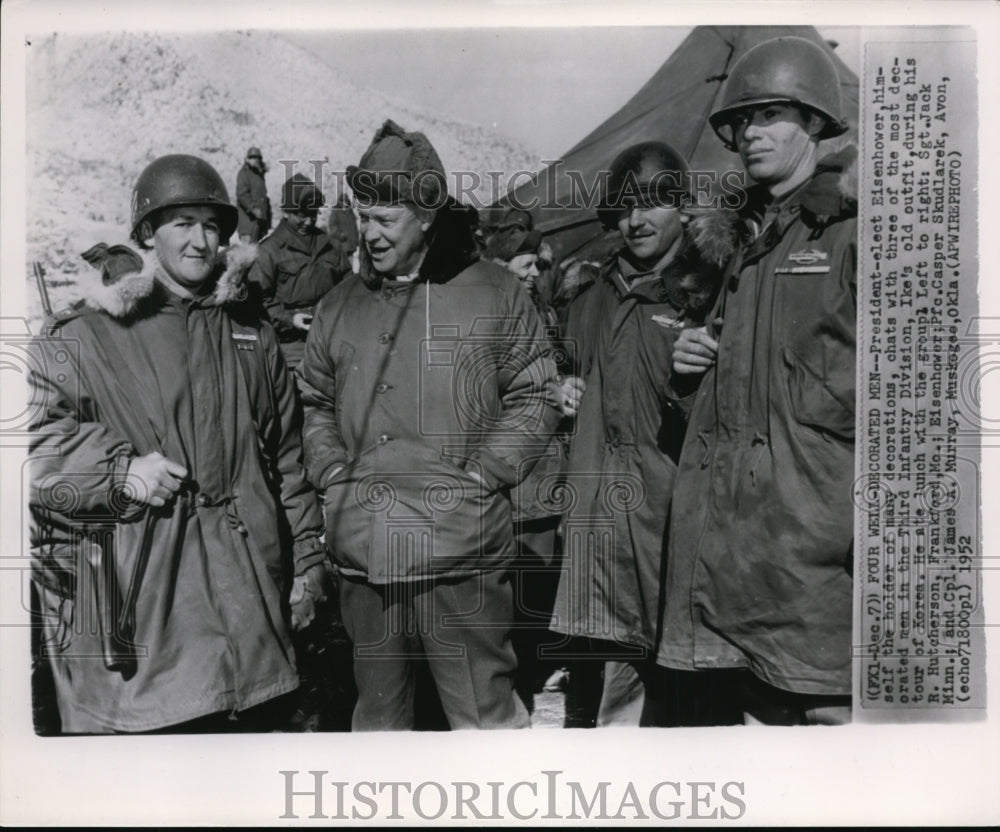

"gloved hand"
[289,564,329,631]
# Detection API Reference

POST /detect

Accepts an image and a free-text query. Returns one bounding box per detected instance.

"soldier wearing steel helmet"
[248,173,351,371]
[658,36,858,725]
[28,154,327,733]
[548,140,742,727]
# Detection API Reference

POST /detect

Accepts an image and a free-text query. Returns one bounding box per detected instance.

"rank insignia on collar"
[787,248,828,265]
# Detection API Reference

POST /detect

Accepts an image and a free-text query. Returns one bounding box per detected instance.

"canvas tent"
[493,25,859,263]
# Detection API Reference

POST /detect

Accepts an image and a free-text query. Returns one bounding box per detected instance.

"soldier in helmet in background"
[659,36,858,725]
[549,140,741,727]
[28,154,328,733]
[236,146,271,243]
[248,172,351,371]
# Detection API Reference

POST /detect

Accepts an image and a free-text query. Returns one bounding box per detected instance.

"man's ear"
[419,208,437,233]
[806,111,827,139]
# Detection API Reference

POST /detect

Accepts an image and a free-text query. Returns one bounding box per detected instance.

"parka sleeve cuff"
[109,444,145,522]
[292,534,327,576]
[309,454,350,492]
[465,448,519,492]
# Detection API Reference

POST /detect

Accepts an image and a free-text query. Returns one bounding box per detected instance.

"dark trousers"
[339,570,529,731]
[511,517,563,713]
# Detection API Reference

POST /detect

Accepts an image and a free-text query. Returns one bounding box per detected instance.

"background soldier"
[301,120,562,730]
[29,154,327,733]
[660,36,858,725]
[326,191,360,274]
[249,173,351,371]
[236,145,271,243]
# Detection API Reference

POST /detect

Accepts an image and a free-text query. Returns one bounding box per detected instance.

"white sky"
[285,26,860,159]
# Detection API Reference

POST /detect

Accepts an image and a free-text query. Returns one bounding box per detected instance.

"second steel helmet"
[597,140,690,230]
[130,154,239,243]
[709,36,849,152]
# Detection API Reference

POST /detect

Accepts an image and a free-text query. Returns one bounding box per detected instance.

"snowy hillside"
[25,29,540,321]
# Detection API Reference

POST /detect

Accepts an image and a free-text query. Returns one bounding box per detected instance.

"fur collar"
[798,145,858,224]
[604,207,743,320]
[77,240,257,319]
[743,145,858,228]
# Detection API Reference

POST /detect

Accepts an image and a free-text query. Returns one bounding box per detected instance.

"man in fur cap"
[549,140,742,727]
[300,120,562,730]
[28,154,327,733]
[660,36,858,725]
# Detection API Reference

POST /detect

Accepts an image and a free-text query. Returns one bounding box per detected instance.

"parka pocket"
[782,347,855,441]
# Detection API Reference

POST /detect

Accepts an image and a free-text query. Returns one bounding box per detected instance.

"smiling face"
[286,209,318,237]
[731,103,822,194]
[616,204,684,271]
[151,206,222,290]
[506,252,540,292]
[358,202,431,277]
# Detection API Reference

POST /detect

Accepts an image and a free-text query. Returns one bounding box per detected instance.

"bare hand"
[127,452,187,507]
[558,375,586,417]
[673,326,719,375]
[290,565,328,631]
[292,312,313,332]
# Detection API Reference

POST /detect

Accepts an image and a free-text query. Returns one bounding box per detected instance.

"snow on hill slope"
[25,29,540,320]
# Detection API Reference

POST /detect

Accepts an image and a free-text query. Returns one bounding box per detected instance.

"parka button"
[376,383,389,394]
[378,332,393,344]
[377,434,390,445]
[381,289,393,301]
[195,494,208,507]
[236,523,248,535]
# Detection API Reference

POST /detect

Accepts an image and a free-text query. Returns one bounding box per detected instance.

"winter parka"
[656,148,858,695]
[28,242,326,732]
[549,210,741,651]
[300,203,563,584]
[248,218,351,338]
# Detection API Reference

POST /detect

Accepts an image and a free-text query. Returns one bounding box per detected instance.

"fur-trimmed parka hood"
[605,207,744,321]
[76,240,258,319]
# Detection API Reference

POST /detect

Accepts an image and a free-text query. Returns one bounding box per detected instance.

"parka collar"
[743,145,858,230]
[271,218,330,255]
[78,240,257,319]
[603,207,743,317]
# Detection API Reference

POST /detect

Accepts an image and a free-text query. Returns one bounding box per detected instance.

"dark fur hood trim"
[605,207,743,320]
[77,240,257,319]
[799,145,858,224]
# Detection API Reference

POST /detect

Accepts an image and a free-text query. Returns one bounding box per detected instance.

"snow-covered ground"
[25,29,540,325]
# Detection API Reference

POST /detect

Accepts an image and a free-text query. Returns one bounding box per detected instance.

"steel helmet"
[710,36,849,152]
[130,154,239,243]
[597,140,690,230]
